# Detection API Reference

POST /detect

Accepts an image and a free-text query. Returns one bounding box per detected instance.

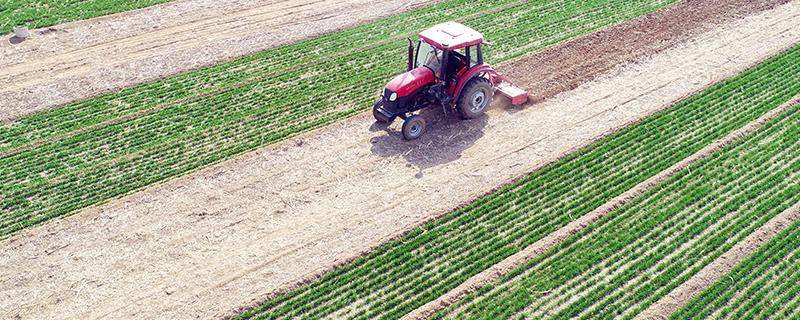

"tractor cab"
[373,22,528,140]
[414,21,485,91]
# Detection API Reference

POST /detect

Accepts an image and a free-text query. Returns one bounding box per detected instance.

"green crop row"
[438,101,800,319]
[0,0,666,150]
[0,0,678,238]
[0,0,175,34]
[235,44,800,319]
[672,221,800,319]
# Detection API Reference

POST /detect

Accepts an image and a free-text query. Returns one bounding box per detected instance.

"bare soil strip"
[502,0,791,103]
[403,96,800,320]
[1,2,798,320]
[636,201,800,320]
[0,0,436,122]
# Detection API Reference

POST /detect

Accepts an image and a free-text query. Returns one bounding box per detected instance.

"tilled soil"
[1,1,799,320]
[0,0,437,122]
[502,0,792,103]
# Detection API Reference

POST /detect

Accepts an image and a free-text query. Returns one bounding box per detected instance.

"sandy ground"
[1,1,799,320]
[0,0,437,122]
[636,201,800,320]
[404,96,800,320]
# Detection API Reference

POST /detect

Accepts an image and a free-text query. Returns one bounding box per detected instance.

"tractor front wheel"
[401,115,426,140]
[457,77,493,119]
[373,100,393,123]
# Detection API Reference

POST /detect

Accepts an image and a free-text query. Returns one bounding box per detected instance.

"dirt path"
[636,202,800,320]
[0,0,436,122]
[1,2,799,320]
[403,96,800,320]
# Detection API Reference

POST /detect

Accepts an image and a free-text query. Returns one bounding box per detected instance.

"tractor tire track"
[1,1,798,320]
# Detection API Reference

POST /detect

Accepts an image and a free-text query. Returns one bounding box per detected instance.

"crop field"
[437,99,800,319]
[2,0,800,318]
[673,220,800,319]
[236,44,800,320]
[0,0,677,238]
[0,0,174,34]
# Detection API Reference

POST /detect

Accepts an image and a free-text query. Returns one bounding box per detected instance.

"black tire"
[457,77,493,119]
[373,100,393,123]
[401,115,426,140]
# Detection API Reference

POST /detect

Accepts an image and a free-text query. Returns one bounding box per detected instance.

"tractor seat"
[446,54,468,82]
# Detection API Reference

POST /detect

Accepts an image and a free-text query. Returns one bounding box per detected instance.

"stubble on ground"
[1,1,799,320]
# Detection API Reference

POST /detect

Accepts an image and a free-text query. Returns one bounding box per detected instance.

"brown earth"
[0,0,438,122]
[1,1,799,320]
[405,96,800,320]
[636,201,800,320]
[503,0,791,103]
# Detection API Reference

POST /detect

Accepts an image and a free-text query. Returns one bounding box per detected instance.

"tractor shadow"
[369,105,490,175]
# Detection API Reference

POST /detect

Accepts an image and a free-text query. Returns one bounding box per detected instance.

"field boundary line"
[401,95,800,320]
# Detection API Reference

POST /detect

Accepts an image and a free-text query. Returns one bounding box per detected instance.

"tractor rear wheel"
[373,100,393,123]
[457,77,493,119]
[401,115,426,140]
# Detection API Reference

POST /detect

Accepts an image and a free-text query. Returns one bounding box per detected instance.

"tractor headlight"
[389,92,398,102]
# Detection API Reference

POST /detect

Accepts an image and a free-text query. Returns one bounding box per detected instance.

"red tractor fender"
[451,64,500,103]
[453,65,529,105]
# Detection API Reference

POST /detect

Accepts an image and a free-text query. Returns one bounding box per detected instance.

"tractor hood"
[386,67,434,97]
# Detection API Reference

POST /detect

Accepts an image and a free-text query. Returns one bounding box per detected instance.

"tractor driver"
[426,50,443,77]
[419,42,444,78]
[425,47,465,81]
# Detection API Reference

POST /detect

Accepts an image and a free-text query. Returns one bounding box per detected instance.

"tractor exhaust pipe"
[407,38,414,71]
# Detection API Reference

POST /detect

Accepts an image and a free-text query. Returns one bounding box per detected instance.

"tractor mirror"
[407,38,415,71]
[483,40,494,46]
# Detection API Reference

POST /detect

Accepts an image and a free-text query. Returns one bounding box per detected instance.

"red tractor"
[373,21,528,140]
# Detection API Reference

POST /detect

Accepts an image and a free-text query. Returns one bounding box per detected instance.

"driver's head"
[428,51,439,63]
